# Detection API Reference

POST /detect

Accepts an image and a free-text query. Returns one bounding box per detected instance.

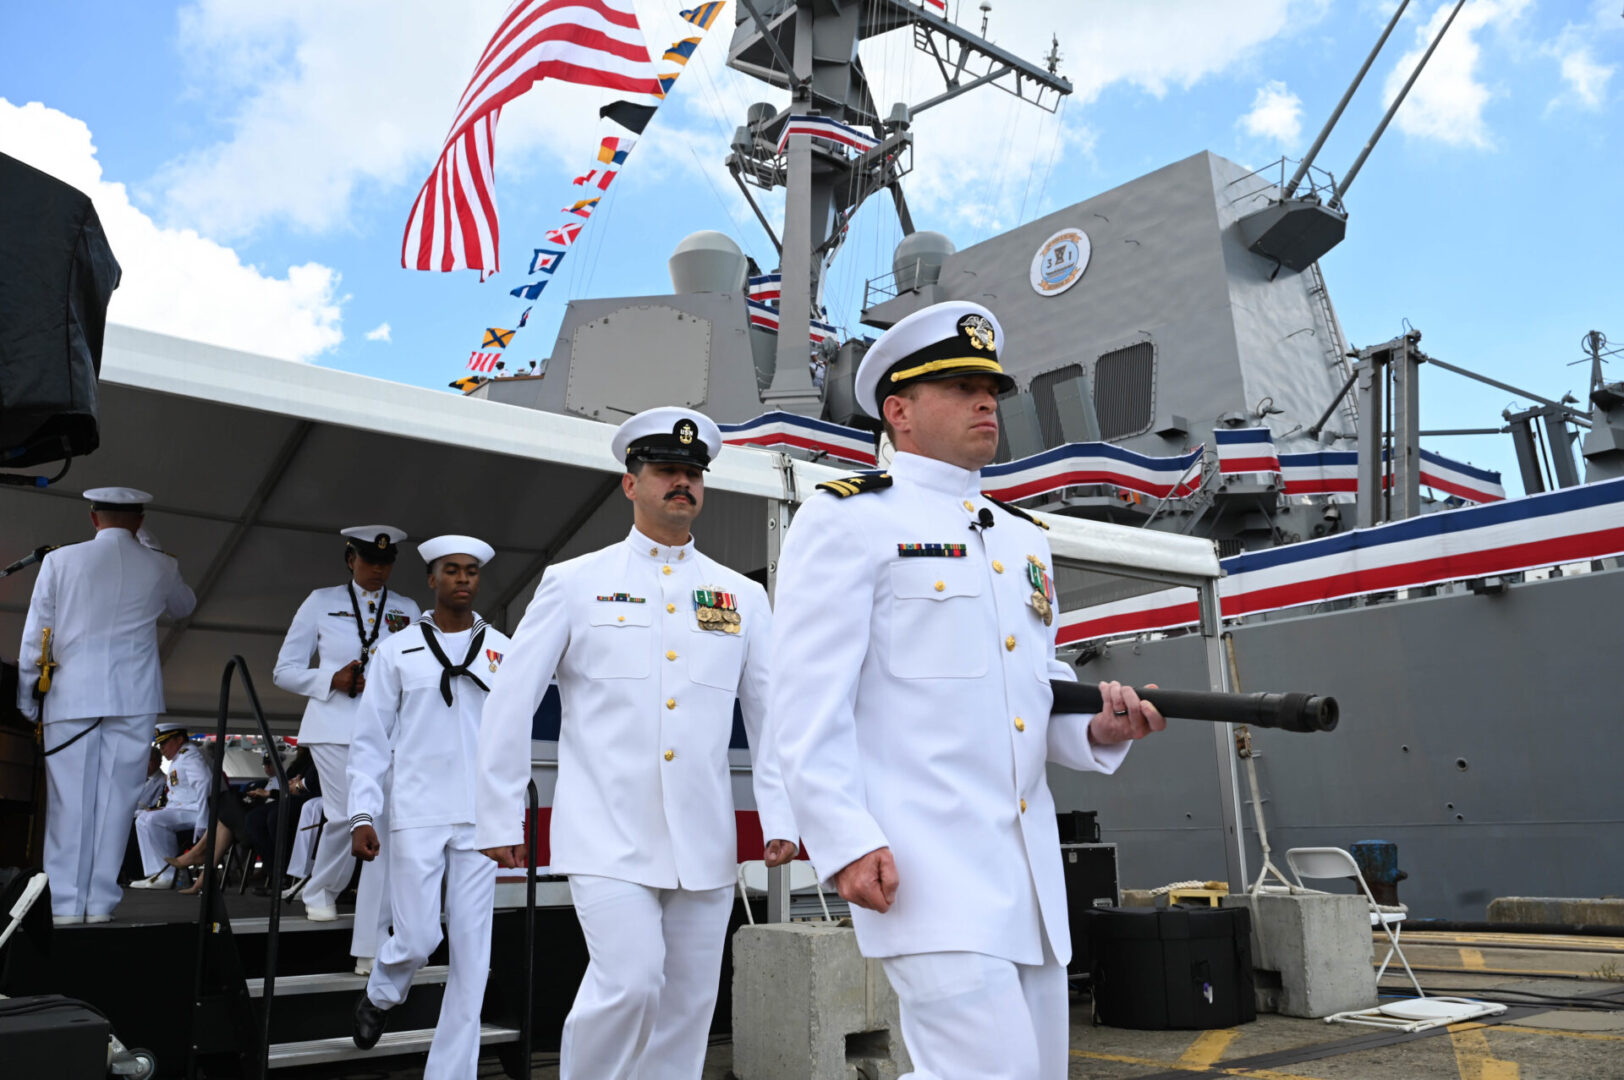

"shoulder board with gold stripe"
[983,494,1050,530]
[815,473,893,498]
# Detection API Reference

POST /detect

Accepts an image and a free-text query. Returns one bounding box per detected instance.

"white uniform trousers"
[366,824,496,1080]
[43,713,153,917]
[134,805,200,877]
[287,796,324,878]
[303,743,390,957]
[561,875,735,1080]
[881,941,1070,1080]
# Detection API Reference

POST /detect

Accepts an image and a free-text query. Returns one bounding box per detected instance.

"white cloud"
[156,0,1312,244]
[1544,9,1617,113]
[1240,80,1304,144]
[0,99,343,362]
[1383,0,1530,150]
[364,322,391,342]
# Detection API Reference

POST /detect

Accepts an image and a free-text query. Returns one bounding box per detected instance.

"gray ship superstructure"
[476,0,1623,919]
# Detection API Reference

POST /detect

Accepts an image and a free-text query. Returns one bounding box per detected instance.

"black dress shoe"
[352,992,387,1050]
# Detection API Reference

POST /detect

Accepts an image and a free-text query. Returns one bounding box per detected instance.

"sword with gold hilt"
[34,627,57,701]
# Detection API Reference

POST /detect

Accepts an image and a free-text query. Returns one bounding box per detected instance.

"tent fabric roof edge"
[99,324,1220,583]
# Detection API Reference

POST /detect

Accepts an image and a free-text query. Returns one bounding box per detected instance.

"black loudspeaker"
[0,995,110,1080]
[1057,810,1100,844]
[1085,906,1256,1030]
[0,152,121,469]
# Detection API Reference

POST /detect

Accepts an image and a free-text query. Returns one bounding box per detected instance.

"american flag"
[402,0,664,274]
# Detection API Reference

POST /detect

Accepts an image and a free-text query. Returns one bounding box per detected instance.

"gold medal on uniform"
[1027,556,1055,627]
[693,588,740,633]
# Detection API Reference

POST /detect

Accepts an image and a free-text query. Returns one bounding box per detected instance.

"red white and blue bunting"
[1058,477,1624,645]
[980,443,1206,502]
[720,412,877,466]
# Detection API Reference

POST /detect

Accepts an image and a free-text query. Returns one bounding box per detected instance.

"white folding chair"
[1284,846,1504,1031]
[737,861,833,924]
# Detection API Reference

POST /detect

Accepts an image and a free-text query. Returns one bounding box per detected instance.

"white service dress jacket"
[770,451,1130,967]
[164,743,212,813]
[347,614,512,833]
[16,528,196,724]
[475,527,798,891]
[273,584,421,745]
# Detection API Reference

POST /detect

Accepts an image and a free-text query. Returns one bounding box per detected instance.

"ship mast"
[726,0,1071,415]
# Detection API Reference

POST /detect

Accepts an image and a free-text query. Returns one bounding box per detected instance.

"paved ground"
[449,933,1624,1080]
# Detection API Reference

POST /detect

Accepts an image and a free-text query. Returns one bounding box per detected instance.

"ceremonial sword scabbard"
[34,627,57,700]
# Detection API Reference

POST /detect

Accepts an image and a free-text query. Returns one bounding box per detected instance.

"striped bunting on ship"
[979,443,1205,502]
[775,115,881,156]
[719,412,878,466]
[1214,428,1281,475]
[1058,476,1624,645]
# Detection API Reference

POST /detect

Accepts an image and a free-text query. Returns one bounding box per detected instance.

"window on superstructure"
[1093,341,1155,441]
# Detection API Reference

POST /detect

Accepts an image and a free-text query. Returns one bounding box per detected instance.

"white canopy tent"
[0,325,1241,888]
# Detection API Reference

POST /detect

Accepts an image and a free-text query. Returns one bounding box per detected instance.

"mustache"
[665,489,695,503]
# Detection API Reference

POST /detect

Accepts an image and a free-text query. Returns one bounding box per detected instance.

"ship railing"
[1223,156,1340,210]
[190,655,291,1080]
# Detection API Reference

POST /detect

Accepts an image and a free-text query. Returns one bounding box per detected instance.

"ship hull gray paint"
[1056,567,1623,919]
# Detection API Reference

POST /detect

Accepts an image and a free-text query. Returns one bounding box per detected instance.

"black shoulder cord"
[347,581,389,670]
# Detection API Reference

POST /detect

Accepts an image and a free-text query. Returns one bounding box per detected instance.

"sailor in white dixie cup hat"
[272,525,420,972]
[346,535,508,1078]
[475,406,799,1080]
[15,487,196,923]
[130,722,211,889]
[770,301,1167,1080]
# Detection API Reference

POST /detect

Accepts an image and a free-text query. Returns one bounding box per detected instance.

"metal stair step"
[266,1024,519,1068]
[247,965,449,998]
[231,914,356,934]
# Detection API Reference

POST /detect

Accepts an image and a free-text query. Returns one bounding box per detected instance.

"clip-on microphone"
[969,508,996,533]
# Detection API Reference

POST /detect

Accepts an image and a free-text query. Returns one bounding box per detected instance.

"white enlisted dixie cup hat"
[417,535,496,567]
[610,406,723,471]
[853,300,1015,418]
[341,525,408,564]
[83,487,153,510]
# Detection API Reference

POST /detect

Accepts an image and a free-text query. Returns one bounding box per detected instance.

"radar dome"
[669,231,749,295]
[892,231,955,292]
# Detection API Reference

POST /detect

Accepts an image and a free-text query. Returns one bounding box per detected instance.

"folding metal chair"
[736,861,832,924]
[1284,846,1504,1031]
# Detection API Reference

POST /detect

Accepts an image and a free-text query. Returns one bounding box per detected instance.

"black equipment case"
[0,994,109,1079]
[1085,906,1256,1030]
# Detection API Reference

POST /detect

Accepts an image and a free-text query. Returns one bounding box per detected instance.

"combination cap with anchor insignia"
[341,525,407,565]
[854,300,1016,418]
[611,406,722,471]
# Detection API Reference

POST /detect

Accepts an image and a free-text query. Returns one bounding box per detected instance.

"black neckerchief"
[348,581,390,669]
[418,616,488,707]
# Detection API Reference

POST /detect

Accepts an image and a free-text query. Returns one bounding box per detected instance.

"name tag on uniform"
[897,543,967,557]
[693,588,741,635]
[327,610,355,618]
[595,593,646,603]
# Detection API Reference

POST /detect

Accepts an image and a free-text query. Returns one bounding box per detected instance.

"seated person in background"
[132,724,210,889]
[245,745,319,890]
[135,747,166,812]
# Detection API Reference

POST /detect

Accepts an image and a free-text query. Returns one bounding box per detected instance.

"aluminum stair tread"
[247,965,449,998]
[266,1024,519,1067]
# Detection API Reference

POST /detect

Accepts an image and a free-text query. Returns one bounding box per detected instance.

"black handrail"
[187,656,291,1080]
[520,779,538,1072]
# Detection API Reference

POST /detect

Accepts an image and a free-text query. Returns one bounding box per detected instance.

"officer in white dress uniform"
[135,748,167,811]
[15,487,196,924]
[770,302,1166,1080]
[346,535,509,1076]
[476,407,799,1080]
[131,723,211,888]
[272,526,420,969]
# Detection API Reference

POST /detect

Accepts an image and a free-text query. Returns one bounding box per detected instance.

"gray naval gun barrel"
[1050,682,1338,734]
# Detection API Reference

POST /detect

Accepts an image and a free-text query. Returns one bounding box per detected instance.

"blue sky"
[3,0,1620,493]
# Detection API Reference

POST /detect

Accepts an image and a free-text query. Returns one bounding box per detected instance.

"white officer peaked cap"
[83,486,153,510]
[341,525,407,546]
[417,534,496,567]
[154,721,189,744]
[610,406,722,471]
[853,300,1014,418]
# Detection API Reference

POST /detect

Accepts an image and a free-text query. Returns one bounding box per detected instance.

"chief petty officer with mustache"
[476,406,798,1080]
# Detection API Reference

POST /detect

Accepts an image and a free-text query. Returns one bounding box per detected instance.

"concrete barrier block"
[732,922,912,1080]
[1488,897,1624,928]
[1224,892,1377,1018]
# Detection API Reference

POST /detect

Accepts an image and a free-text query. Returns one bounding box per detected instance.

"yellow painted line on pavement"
[1493,1024,1624,1043]
[1177,1029,1240,1067]
[1449,1024,1520,1080]
[1069,1048,1319,1080]
[1459,947,1488,970]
